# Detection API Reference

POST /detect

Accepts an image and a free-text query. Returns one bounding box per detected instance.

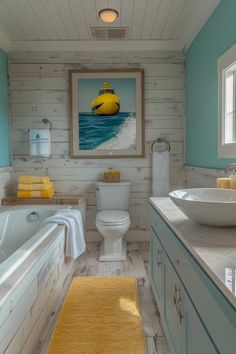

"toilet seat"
[96,210,130,226]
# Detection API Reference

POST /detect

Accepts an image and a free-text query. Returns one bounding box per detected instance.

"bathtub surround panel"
[0,225,76,354]
[186,0,236,168]
[9,51,185,241]
[0,226,64,352]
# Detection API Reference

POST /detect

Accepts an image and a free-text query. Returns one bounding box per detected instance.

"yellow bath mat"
[47,277,147,354]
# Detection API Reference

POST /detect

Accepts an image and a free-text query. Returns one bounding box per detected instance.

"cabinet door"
[150,228,163,305]
[163,253,184,354]
[184,297,218,354]
[163,252,218,354]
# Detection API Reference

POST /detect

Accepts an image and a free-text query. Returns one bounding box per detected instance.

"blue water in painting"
[79,112,135,150]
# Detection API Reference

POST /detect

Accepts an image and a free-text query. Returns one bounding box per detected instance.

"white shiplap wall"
[0,167,11,202]
[185,166,224,188]
[9,50,185,241]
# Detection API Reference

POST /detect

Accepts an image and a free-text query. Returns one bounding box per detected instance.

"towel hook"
[42,118,52,131]
[151,138,170,152]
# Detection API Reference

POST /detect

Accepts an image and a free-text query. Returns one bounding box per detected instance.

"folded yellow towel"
[18,176,50,184]
[18,182,53,191]
[17,189,54,199]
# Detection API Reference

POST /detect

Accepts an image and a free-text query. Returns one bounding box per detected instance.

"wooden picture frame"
[69,69,144,158]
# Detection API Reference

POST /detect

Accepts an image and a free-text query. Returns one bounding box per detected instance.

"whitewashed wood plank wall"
[9,50,185,241]
[185,166,224,188]
[0,167,12,202]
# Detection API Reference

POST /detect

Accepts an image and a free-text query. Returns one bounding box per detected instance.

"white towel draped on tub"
[152,150,170,197]
[43,209,86,259]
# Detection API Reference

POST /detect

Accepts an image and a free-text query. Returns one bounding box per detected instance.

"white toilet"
[95,182,131,261]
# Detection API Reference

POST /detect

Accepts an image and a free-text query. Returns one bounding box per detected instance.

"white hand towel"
[29,130,38,156]
[29,129,51,157]
[152,150,170,197]
[43,209,85,259]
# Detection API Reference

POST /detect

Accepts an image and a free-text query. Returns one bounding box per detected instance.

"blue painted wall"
[185,0,236,168]
[0,49,10,167]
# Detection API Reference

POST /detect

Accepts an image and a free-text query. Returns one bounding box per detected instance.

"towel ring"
[42,118,52,130]
[26,118,53,132]
[151,138,171,152]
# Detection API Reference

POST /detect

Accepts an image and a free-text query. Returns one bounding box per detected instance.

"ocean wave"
[79,112,136,150]
[95,114,136,150]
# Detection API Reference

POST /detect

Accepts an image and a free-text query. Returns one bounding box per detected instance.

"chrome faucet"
[27,211,39,222]
[224,163,236,175]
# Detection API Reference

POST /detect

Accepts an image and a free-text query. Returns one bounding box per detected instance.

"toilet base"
[99,240,126,262]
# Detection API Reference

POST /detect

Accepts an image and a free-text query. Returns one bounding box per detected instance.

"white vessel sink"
[169,188,236,227]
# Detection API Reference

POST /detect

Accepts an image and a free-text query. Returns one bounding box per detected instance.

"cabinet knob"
[173,285,183,324]
[176,300,183,324]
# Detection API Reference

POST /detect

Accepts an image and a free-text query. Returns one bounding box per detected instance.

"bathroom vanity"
[149,198,236,354]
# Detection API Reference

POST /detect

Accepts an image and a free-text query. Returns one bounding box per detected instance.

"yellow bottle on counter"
[216,178,231,189]
[230,175,236,189]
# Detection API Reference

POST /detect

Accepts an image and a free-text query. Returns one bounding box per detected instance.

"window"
[218,44,236,157]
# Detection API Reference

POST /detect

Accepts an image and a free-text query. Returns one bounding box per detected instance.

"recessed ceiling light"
[99,8,119,23]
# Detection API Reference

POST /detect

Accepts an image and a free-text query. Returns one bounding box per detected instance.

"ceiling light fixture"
[99,8,119,23]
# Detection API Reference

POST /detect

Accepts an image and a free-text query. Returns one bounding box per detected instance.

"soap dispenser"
[220,163,236,189]
[229,169,236,189]
[216,177,231,189]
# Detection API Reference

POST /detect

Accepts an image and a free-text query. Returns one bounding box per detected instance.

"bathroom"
[0,0,235,353]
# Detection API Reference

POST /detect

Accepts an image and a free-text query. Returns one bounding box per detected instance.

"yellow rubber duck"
[91,82,120,116]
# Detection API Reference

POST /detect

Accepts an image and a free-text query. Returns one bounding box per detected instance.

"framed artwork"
[69,69,144,158]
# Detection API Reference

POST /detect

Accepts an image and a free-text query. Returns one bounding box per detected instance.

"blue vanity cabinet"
[150,228,162,306]
[162,250,184,354]
[184,292,218,354]
[149,204,233,354]
[162,250,217,354]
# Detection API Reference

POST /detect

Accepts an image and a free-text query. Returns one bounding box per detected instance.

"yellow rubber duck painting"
[91,82,120,116]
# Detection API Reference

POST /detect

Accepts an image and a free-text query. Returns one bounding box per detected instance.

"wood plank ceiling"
[0,0,220,45]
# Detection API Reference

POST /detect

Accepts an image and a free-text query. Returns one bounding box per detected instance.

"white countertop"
[150,197,236,308]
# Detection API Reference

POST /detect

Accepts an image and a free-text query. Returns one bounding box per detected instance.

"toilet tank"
[96,182,130,211]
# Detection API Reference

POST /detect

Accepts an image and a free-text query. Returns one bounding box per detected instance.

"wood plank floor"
[39,242,169,354]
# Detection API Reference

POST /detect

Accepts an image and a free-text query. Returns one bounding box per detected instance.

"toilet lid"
[96,210,130,225]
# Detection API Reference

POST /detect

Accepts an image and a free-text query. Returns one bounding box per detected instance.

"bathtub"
[0,202,87,354]
[0,205,70,284]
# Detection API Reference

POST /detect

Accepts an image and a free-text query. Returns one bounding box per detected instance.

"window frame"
[218,43,236,158]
